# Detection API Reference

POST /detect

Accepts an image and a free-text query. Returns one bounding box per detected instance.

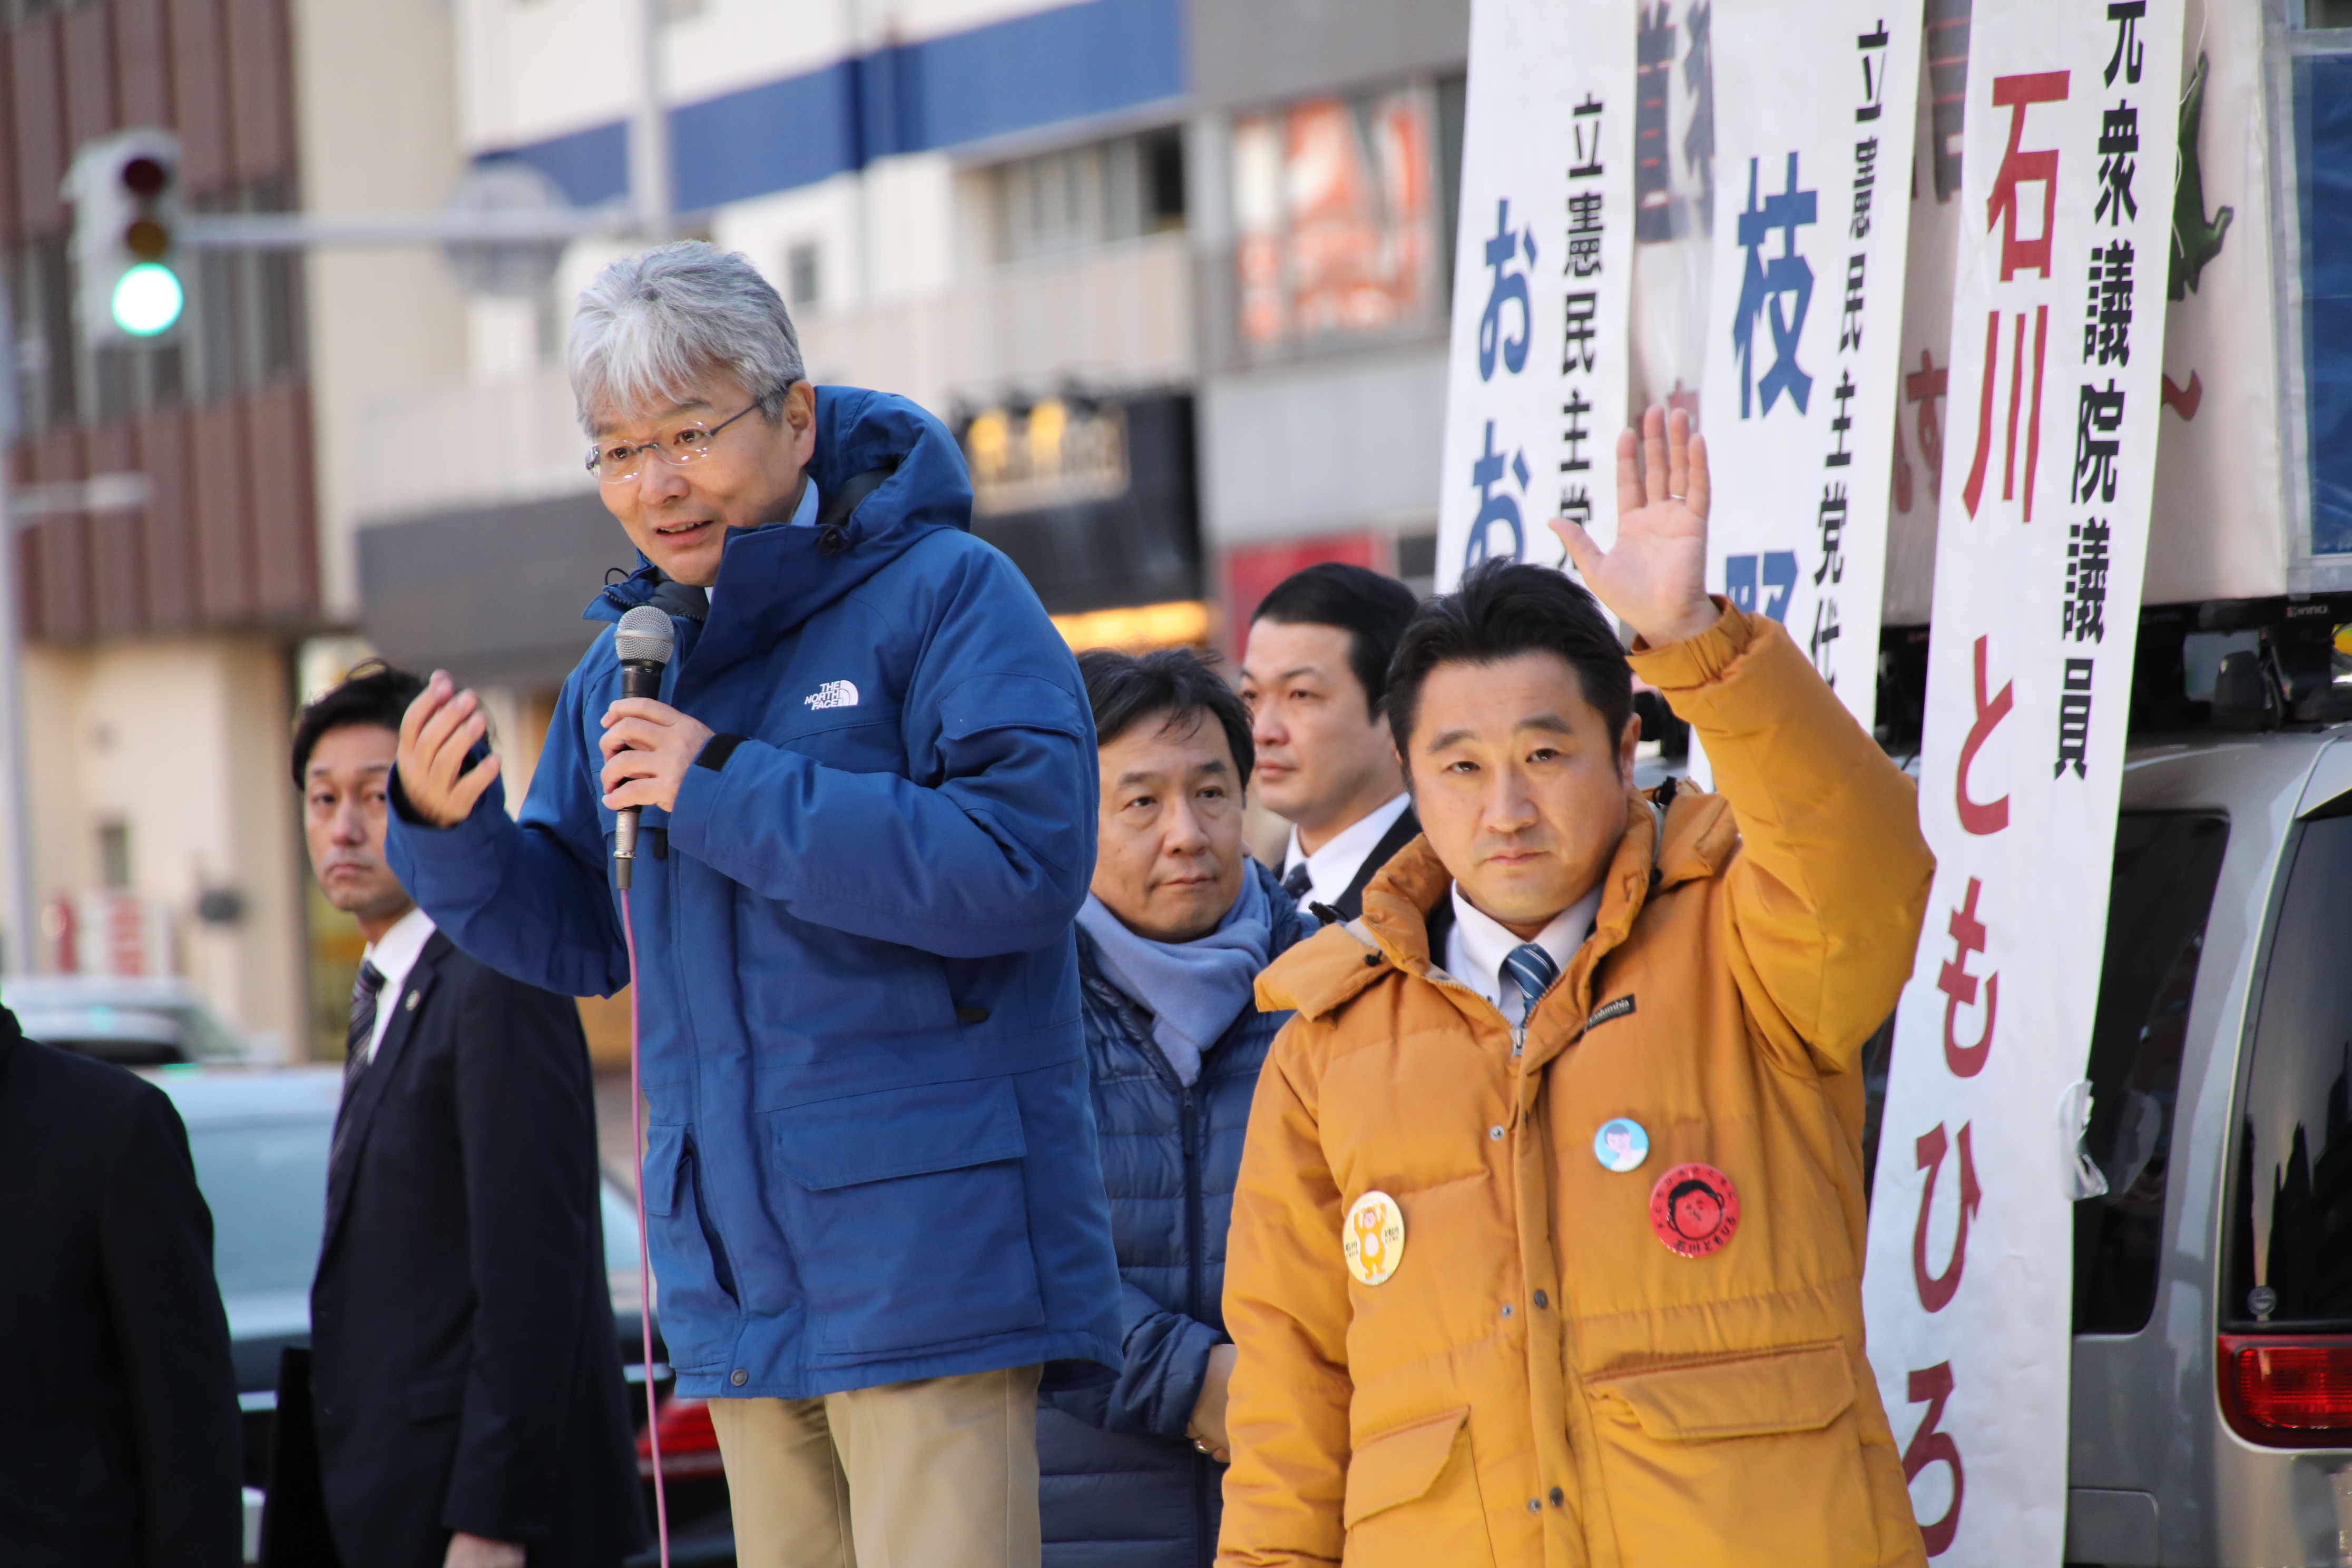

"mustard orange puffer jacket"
[1216,609,1935,1568]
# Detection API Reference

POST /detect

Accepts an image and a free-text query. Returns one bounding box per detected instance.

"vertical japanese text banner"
[1436,0,1636,591]
[1859,5,2182,1565]
[1700,3,1922,727]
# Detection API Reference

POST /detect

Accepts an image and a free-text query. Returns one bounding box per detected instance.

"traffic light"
[64,128,184,345]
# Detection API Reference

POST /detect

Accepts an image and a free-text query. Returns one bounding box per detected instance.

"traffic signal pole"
[3,0,678,982]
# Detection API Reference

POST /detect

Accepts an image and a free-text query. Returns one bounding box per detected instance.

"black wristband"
[695,733,749,772]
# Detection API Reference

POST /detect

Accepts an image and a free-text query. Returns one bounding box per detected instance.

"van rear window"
[2226,813,2352,1329]
[2073,812,2229,1335]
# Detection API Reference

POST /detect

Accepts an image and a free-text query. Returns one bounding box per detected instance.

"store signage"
[961,398,1131,517]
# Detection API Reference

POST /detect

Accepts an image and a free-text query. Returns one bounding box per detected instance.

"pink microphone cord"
[622,890,671,1567]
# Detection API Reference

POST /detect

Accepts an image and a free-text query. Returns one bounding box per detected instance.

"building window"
[2296,49,2352,553]
[987,128,1185,264]
[191,176,307,402]
[9,235,79,433]
[1231,85,1442,352]
[788,241,822,309]
[98,820,133,889]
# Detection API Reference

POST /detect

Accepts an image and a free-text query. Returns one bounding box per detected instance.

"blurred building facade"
[3,0,1469,1052]
[5,0,308,1054]
[357,0,1469,678]
[1188,0,1466,634]
[2,0,467,1054]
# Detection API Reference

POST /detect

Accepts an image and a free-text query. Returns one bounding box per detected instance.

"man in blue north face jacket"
[388,241,1121,1568]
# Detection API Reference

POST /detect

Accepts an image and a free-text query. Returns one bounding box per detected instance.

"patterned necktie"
[1500,942,1559,1024]
[1281,863,1313,902]
[345,959,386,1095]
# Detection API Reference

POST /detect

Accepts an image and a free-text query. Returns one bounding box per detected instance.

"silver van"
[1848,613,2352,1566]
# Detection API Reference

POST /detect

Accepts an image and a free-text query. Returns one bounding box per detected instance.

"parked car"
[123,1063,733,1564]
[4,974,250,1065]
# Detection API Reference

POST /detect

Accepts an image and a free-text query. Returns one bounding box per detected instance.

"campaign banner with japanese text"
[1858,5,2183,1564]
[1699,4,1920,725]
[1435,0,1635,590]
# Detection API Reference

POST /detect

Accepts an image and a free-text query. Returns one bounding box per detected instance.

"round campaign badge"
[1593,1117,1650,1173]
[1648,1162,1740,1258]
[1342,1189,1406,1287]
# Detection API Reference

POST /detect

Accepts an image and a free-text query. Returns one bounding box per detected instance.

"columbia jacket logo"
[1586,994,1636,1030]
[804,680,859,710]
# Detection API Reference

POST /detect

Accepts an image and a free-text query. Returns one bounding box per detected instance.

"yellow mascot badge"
[1342,1189,1405,1287]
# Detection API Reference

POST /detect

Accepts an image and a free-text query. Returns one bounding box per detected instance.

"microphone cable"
[622,888,671,1568]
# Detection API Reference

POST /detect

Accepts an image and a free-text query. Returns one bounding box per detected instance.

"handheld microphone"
[611,605,677,890]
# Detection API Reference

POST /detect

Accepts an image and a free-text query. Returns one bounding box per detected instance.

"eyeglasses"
[586,396,770,484]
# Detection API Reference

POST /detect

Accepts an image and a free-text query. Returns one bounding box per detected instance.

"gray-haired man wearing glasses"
[385,241,1122,1568]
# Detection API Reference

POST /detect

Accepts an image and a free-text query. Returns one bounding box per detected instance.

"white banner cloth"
[1435,0,1634,590]
[1699,4,1920,726]
[1859,4,2183,1563]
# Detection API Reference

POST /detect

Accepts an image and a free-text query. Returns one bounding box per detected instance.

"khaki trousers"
[705,1364,1043,1568]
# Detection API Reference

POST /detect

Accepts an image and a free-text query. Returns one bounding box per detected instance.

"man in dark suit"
[1239,562,1423,923]
[0,1001,243,1566]
[295,664,645,1568]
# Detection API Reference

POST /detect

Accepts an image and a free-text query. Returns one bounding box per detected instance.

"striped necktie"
[331,959,387,1170]
[1500,942,1559,1024]
[345,959,386,1093]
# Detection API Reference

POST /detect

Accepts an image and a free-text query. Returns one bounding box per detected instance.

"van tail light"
[636,1395,727,1481]
[2218,1335,2352,1447]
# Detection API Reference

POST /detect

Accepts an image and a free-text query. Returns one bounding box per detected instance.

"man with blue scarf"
[388,241,1121,1568]
[1041,648,1314,1568]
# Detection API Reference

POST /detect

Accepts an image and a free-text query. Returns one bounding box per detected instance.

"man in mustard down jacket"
[1217,408,1934,1568]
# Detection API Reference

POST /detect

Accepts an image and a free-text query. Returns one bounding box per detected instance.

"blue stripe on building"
[907,0,1186,150]
[481,0,1186,212]
[497,120,631,208]
[671,61,863,211]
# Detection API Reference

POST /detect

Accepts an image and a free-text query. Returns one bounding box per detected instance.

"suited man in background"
[0,1002,243,1567]
[1239,563,1422,923]
[295,663,646,1568]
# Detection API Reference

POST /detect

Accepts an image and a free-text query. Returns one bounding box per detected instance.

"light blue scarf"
[1076,870,1276,1086]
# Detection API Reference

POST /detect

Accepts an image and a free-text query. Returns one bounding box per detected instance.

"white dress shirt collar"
[1280,792,1413,911]
[359,905,437,1061]
[1443,880,1603,1025]
[788,474,821,527]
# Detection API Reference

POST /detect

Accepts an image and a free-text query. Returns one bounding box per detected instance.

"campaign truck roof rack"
[1869,599,2352,759]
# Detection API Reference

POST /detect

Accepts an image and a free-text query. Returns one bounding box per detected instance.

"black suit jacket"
[1318,803,1423,924]
[309,933,646,1568]
[0,1006,243,1567]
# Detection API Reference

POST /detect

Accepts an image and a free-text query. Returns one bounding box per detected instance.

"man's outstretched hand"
[398,671,503,829]
[1549,405,1722,649]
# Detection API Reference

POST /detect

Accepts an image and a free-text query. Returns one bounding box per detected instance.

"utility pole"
[632,0,673,243]
[0,283,37,977]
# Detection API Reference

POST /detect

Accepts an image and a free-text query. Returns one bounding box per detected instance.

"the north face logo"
[804,680,859,710]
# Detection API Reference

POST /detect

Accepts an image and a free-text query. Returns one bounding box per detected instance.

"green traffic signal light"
[111,261,183,336]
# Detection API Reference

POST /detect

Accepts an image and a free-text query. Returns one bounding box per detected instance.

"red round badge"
[1648,1162,1739,1258]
